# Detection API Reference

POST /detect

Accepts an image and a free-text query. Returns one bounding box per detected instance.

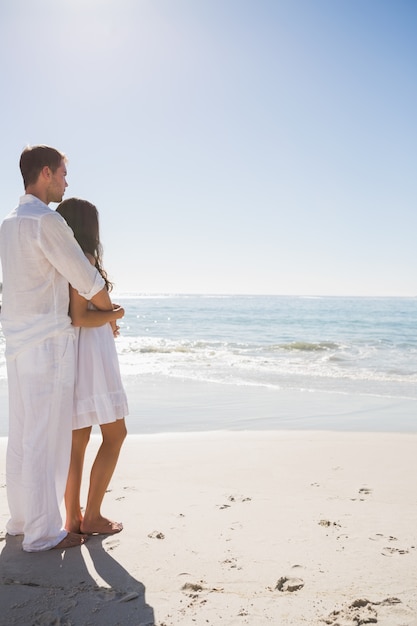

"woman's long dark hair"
[56,197,113,292]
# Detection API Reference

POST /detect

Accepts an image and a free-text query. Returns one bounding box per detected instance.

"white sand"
[1,430,417,626]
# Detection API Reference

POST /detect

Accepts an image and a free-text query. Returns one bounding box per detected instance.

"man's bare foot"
[52,531,87,549]
[80,517,123,535]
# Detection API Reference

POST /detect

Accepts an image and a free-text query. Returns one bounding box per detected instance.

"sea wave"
[114,334,417,398]
[0,295,416,400]
[277,341,340,351]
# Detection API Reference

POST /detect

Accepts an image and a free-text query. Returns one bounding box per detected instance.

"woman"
[57,198,128,535]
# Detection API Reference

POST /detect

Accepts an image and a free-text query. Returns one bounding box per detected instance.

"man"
[0,145,121,551]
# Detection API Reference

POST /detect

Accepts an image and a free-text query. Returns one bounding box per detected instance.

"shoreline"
[1,374,417,437]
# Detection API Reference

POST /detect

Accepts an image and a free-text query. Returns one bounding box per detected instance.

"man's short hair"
[19,145,66,188]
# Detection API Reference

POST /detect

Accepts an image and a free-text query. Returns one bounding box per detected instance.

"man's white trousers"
[6,334,75,551]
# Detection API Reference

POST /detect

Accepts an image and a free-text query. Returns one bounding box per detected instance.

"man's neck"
[25,185,49,205]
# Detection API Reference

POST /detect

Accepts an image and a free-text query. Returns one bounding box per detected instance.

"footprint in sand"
[351,487,373,501]
[182,582,204,593]
[368,533,412,556]
[322,598,377,625]
[147,530,165,540]
[369,533,398,542]
[218,494,252,509]
[381,546,410,557]
[319,519,341,529]
[322,597,402,625]
[275,576,304,592]
[181,581,224,597]
[221,556,242,570]
[104,537,121,551]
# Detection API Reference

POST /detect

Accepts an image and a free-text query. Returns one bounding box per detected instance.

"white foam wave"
[115,335,417,398]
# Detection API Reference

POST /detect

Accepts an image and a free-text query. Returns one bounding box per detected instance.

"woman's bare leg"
[80,418,127,535]
[64,427,91,533]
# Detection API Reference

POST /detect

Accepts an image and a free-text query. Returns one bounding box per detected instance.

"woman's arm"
[69,253,125,329]
[69,286,124,328]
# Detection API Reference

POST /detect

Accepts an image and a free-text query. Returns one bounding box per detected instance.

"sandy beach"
[1,414,417,625]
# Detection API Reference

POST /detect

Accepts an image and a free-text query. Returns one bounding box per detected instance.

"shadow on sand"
[0,533,155,626]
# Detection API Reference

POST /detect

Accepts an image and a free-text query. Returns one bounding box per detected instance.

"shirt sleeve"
[38,211,105,300]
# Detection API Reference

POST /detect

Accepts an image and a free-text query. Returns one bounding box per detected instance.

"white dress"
[73,311,128,430]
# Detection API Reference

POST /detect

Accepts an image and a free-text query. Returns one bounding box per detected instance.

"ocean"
[0,295,416,434]
[112,294,417,399]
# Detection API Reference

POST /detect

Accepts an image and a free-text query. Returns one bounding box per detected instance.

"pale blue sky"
[0,0,416,295]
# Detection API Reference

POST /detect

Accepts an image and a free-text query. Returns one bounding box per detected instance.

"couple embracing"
[0,145,128,551]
